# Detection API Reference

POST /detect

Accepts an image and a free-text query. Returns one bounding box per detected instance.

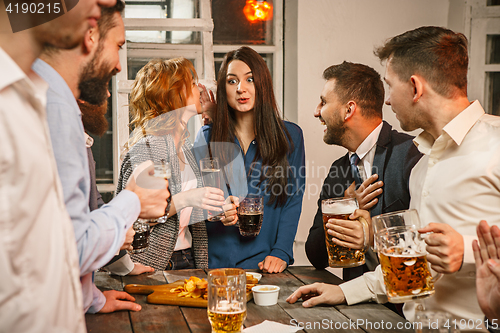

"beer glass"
[153,160,171,223]
[321,197,369,268]
[200,157,224,221]
[207,268,247,333]
[130,218,151,254]
[238,195,264,237]
[414,311,459,333]
[372,209,441,303]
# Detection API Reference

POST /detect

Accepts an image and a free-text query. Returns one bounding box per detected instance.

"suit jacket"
[87,147,104,212]
[305,121,422,273]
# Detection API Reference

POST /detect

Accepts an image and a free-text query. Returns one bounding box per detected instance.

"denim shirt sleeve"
[46,97,140,276]
[86,280,106,314]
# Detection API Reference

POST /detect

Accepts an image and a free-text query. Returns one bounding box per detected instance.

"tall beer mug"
[200,157,224,221]
[321,197,369,268]
[372,209,442,303]
[207,268,247,333]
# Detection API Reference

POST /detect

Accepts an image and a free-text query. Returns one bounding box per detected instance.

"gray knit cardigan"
[117,134,208,270]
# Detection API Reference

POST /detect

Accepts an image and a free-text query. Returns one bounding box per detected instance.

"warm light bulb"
[243,0,273,23]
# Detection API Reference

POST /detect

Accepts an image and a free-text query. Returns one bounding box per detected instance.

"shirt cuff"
[339,276,374,305]
[462,234,477,265]
[113,190,141,229]
[269,248,291,265]
[87,284,107,314]
[104,254,135,276]
[339,267,388,305]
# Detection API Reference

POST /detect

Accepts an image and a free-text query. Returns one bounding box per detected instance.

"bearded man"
[32,0,170,314]
[78,93,154,276]
[305,61,421,282]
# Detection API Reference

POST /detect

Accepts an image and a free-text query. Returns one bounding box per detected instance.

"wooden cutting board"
[124,280,253,308]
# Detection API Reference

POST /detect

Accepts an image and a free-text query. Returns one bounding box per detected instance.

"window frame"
[101,0,283,190]
[467,0,500,114]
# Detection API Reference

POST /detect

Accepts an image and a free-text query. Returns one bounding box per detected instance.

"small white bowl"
[246,272,262,282]
[251,285,280,306]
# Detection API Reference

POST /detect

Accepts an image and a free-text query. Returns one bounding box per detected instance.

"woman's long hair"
[123,57,197,154]
[211,46,292,207]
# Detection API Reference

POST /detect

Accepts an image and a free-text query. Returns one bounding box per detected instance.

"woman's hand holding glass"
[173,187,225,213]
[220,196,239,226]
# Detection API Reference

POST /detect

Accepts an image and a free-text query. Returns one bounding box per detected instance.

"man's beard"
[79,99,109,137]
[78,44,117,105]
[323,113,346,146]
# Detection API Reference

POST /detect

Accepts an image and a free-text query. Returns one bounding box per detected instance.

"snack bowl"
[251,285,280,306]
[246,272,262,282]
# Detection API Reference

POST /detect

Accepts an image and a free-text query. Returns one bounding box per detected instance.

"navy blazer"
[305,121,422,272]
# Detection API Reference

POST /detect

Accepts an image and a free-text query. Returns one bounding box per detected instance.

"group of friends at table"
[1,0,499,332]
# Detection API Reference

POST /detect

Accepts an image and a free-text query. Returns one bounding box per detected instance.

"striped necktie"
[350,153,362,185]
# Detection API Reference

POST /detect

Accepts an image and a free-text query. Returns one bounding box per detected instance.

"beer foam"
[383,246,425,258]
[201,168,221,173]
[216,300,243,312]
[322,201,358,215]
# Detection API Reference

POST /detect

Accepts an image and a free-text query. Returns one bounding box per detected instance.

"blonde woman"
[115,58,224,271]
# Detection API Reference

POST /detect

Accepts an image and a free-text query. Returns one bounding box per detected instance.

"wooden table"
[86,266,412,333]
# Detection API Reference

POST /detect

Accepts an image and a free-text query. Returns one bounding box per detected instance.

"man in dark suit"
[305,61,422,281]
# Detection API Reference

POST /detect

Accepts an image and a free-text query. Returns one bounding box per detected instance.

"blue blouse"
[194,121,306,269]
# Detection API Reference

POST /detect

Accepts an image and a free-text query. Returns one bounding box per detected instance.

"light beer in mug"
[378,247,435,303]
[207,268,247,333]
[373,210,441,303]
[321,197,365,268]
[208,308,247,333]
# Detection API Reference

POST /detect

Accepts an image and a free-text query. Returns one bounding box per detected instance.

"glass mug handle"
[420,232,443,284]
[358,216,370,251]
[431,270,443,283]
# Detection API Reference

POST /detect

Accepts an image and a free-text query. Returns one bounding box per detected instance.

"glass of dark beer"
[321,197,368,267]
[238,195,264,237]
[130,218,151,254]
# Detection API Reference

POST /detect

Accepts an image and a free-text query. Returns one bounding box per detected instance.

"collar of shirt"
[234,136,256,156]
[84,133,94,148]
[0,47,48,114]
[32,58,80,117]
[413,100,485,156]
[348,121,383,180]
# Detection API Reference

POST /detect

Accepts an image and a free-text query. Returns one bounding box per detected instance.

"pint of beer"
[200,157,225,222]
[321,197,367,268]
[238,195,264,237]
[207,268,247,333]
[130,219,151,254]
[378,238,435,303]
[373,210,441,303]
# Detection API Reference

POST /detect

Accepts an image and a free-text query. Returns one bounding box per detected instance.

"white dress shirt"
[340,101,500,332]
[0,47,85,332]
[348,121,383,181]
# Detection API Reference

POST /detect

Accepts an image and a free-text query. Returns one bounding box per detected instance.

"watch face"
[5,0,79,33]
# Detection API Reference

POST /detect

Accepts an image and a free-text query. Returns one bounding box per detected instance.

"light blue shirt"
[33,59,140,313]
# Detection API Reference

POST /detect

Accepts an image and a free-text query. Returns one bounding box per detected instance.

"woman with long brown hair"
[195,46,305,273]
[115,57,224,271]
